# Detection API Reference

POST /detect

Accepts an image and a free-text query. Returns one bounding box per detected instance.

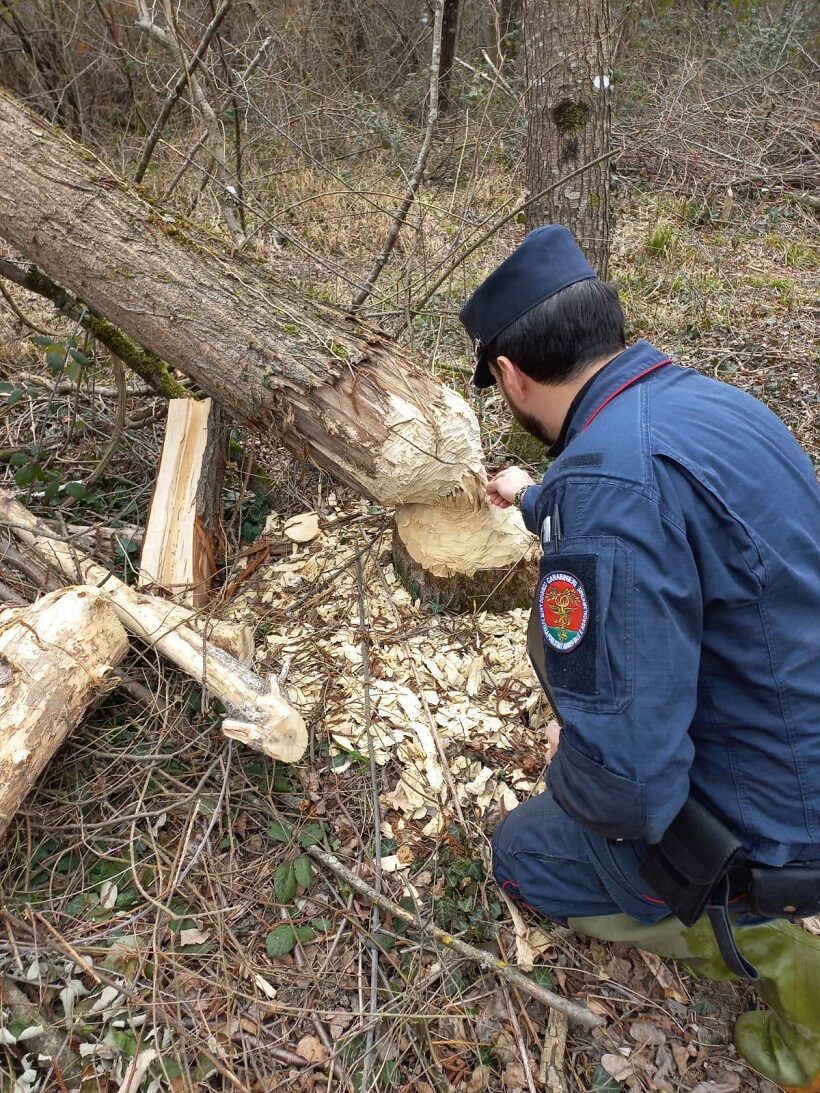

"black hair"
[486,278,626,384]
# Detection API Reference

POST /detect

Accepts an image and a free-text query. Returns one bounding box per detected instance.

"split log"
[0,586,128,837]
[0,491,306,763]
[138,397,227,607]
[0,88,537,610]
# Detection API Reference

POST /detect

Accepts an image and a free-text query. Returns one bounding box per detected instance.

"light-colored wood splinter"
[139,397,226,608]
[0,492,307,763]
[0,586,128,837]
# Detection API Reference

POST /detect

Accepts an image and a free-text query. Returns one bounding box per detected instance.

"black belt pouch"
[638,797,742,926]
[749,864,820,919]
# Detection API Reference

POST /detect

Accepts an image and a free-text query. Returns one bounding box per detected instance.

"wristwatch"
[513,484,530,509]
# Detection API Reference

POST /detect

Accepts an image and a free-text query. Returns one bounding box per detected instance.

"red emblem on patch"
[538,570,589,652]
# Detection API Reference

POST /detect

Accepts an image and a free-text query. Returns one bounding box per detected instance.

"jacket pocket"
[549,734,647,840]
[540,534,634,714]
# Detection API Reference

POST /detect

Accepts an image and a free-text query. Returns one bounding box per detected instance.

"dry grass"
[0,2,818,1090]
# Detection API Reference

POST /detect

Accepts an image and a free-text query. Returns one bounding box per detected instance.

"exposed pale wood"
[0,88,537,608]
[0,586,128,836]
[0,491,306,763]
[393,496,538,611]
[139,397,226,607]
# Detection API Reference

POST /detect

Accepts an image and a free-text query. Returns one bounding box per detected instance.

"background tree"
[438,0,461,111]
[522,0,612,273]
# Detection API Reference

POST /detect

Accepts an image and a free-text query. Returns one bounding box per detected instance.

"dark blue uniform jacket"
[521,339,820,868]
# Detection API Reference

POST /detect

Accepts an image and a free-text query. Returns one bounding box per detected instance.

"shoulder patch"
[558,452,603,470]
[538,570,589,652]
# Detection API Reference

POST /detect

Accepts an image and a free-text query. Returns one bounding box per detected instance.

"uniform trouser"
[492,793,820,1092]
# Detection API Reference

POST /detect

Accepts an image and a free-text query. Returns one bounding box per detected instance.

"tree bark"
[0,491,306,762]
[0,88,536,608]
[0,586,128,837]
[438,0,460,112]
[523,0,612,275]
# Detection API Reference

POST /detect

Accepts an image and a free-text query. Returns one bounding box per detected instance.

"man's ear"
[495,355,529,401]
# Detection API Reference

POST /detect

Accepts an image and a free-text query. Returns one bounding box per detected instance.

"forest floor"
[0,16,818,1090]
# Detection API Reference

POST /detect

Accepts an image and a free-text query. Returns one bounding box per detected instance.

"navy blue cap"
[459,225,598,388]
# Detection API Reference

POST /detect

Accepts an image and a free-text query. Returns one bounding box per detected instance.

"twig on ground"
[504,984,538,1093]
[63,354,127,509]
[306,844,604,1029]
[0,280,52,335]
[0,975,83,1081]
[355,553,383,1093]
[282,906,347,1085]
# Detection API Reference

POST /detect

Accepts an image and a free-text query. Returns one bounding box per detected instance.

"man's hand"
[487,466,536,508]
[546,719,561,763]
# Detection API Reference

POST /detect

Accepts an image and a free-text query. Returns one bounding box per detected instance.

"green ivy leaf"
[274,861,297,904]
[293,854,313,890]
[265,923,296,957]
[14,464,35,487]
[267,819,293,843]
[530,966,554,989]
[311,916,332,932]
[110,1028,138,1057]
[66,359,83,384]
[64,481,87,500]
[298,822,325,848]
[294,925,316,944]
[46,350,65,374]
[9,452,29,466]
[68,347,89,365]
[31,335,58,349]
[590,1065,622,1092]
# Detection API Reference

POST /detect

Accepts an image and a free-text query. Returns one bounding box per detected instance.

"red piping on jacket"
[580,360,672,434]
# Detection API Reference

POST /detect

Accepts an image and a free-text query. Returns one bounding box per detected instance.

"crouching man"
[459,225,820,1092]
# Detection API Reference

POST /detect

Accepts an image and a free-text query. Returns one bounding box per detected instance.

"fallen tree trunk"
[0,586,128,837]
[0,89,536,609]
[0,492,306,763]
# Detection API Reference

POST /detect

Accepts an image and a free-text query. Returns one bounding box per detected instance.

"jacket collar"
[549,340,671,457]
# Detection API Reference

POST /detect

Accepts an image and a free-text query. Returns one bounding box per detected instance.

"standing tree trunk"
[438,0,460,112]
[0,89,536,610]
[523,0,612,275]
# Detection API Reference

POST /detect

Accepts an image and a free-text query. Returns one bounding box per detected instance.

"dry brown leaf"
[295,1034,328,1064]
[629,1019,667,1046]
[466,1063,493,1093]
[601,1053,634,1082]
[671,1040,692,1075]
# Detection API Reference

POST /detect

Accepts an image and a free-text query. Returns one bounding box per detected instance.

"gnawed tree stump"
[0,586,128,837]
[0,88,537,610]
[0,492,306,763]
[393,498,536,611]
